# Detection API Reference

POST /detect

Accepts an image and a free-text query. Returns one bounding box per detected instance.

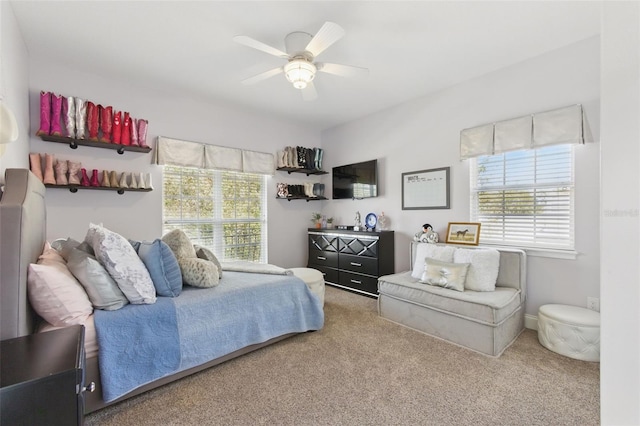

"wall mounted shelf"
[276,167,327,176]
[39,134,152,155]
[45,184,152,195]
[276,196,327,202]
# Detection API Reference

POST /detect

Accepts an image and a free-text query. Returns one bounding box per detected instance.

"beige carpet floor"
[86,286,599,425]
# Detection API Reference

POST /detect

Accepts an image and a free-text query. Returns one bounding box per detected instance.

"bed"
[0,168,324,414]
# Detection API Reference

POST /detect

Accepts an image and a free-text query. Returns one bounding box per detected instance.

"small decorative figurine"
[354,211,362,231]
[414,223,439,244]
[378,211,389,230]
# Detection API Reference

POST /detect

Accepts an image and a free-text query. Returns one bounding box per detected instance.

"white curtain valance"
[156,136,275,175]
[204,145,243,172]
[460,104,585,160]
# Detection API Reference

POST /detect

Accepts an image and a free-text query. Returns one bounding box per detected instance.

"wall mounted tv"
[332,159,378,199]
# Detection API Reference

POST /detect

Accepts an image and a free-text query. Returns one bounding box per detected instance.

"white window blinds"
[470,144,574,250]
[162,165,268,262]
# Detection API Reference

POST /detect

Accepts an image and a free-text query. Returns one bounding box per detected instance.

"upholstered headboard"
[0,168,46,339]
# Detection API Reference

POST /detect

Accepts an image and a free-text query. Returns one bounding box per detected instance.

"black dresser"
[308,228,395,297]
[1,325,87,425]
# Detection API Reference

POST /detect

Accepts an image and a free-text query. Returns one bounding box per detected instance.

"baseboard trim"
[525,314,538,331]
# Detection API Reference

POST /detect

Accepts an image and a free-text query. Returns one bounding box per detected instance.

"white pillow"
[27,243,93,326]
[453,248,500,291]
[411,244,456,279]
[85,223,157,304]
[420,258,469,292]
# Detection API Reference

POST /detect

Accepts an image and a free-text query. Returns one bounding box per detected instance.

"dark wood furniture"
[1,325,88,425]
[307,228,395,297]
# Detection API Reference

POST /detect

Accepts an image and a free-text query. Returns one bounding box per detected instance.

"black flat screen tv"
[332,159,378,199]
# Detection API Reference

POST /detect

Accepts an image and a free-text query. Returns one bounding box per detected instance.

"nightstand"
[1,325,88,426]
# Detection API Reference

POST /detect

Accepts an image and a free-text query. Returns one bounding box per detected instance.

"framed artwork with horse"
[445,222,481,245]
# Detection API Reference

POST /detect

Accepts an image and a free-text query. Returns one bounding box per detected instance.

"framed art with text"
[401,167,450,210]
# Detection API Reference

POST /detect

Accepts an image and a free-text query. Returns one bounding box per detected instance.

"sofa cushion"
[131,239,183,297]
[453,248,500,292]
[378,271,521,325]
[420,259,469,292]
[411,244,456,279]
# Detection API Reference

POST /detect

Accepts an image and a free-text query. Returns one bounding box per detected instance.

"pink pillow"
[27,242,93,326]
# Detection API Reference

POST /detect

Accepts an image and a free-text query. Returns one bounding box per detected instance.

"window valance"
[460,104,586,160]
[155,136,275,175]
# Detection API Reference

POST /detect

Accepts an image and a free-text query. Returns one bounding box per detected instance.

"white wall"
[26,61,322,268]
[600,2,640,424]
[321,37,601,318]
[0,1,30,178]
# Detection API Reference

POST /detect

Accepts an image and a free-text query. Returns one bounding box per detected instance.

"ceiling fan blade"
[305,22,345,58]
[317,63,369,78]
[301,82,318,101]
[241,67,283,85]
[233,35,289,59]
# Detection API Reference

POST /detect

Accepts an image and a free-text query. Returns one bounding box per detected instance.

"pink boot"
[121,112,131,145]
[50,93,63,136]
[130,118,139,146]
[29,153,44,181]
[86,101,99,141]
[35,91,51,136]
[137,119,149,148]
[100,106,113,142]
[54,159,68,185]
[43,154,56,185]
[80,168,90,187]
[68,161,82,185]
[112,111,122,144]
[90,169,100,187]
[61,96,76,138]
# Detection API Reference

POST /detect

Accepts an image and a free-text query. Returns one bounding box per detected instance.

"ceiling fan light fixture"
[284,59,316,89]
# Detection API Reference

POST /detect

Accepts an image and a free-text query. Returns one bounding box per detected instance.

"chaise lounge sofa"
[377,242,526,357]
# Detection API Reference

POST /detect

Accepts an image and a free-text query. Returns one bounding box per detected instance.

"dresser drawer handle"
[350,279,362,284]
[83,382,96,393]
[317,256,326,261]
[350,262,362,267]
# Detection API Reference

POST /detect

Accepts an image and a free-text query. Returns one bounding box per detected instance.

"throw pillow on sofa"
[453,248,500,292]
[194,244,223,279]
[420,258,470,292]
[411,243,456,279]
[162,229,220,288]
[85,223,157,304]
[130,239,183,297]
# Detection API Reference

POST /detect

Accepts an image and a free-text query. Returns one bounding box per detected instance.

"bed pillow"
[453,248,500,292]
[420,258,469,292]
[27,243,93,326]
[194,244,223,279]
[66,247,129,310]
[411,244,456,279]
[85,223,156,304]
[130,239,183,297]
[162,229,219,288]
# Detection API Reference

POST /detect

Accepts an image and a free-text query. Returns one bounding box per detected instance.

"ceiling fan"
[234,22,368,101]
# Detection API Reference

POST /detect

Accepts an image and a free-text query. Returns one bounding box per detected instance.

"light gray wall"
[600,2,640,423]
[26,61,322,269]
[0,1,29,178]
[320,37,601,318]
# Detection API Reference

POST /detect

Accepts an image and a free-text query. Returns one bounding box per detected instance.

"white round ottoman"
[290,267,325,307]
[538,304,600,362]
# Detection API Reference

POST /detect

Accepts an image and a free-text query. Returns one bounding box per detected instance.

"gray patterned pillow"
[162,229,219,288]
[194,244,222,279]
[85,223,156,304]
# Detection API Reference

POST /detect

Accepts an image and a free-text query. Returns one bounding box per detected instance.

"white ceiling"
[9,1,601,131]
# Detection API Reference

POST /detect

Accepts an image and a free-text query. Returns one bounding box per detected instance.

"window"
[162,165,267,262]
[470,144,574,250]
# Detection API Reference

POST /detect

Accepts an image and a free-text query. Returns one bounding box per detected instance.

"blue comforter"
[94,272,324,402]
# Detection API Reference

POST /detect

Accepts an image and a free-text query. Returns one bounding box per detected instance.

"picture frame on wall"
[401,167,450,210]
[445,222,481,245]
